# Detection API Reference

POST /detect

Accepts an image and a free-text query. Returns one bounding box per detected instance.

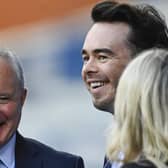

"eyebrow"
[81,48,114,55]
[93,48,114,55]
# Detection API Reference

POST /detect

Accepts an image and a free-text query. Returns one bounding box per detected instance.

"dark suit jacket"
[103,156,111,168]
[103,157,157,168]
[121,160,157,168]
[15,132,84,168]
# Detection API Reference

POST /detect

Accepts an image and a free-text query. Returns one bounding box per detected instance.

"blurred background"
[0,0,167,167]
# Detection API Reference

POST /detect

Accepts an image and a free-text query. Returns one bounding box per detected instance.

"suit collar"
[15,131,42,168]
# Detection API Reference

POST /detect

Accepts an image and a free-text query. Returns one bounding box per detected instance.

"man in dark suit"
[81,0,168,167]
[0,49,84,168]
[15,132,84,168]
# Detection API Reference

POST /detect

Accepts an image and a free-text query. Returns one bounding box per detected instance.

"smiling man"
[82,0,168,114]
[82,22,132,113]
[81,0,168,167]
[0,49,84,168]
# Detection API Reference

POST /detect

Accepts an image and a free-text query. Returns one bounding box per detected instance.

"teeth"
[90,82,104,88]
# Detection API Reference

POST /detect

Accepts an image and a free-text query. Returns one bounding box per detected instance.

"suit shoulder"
[23,136,84,167]
[25,137,80,158]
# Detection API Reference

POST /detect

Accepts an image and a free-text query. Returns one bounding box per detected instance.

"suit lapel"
[15,132,43,168]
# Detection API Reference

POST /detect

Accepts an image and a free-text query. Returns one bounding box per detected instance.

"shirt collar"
[0,133,16,168]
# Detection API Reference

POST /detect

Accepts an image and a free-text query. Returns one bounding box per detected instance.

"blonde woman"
[107,48,168,168]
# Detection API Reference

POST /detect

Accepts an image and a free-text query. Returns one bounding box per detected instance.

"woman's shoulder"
[121,160,157,168]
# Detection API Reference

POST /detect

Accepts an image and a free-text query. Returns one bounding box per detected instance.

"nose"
[82,57,98,75]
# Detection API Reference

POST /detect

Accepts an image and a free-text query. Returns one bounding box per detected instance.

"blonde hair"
[107,48,168,167]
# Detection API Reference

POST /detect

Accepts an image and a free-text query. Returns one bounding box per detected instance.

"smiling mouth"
[90,81,105,89]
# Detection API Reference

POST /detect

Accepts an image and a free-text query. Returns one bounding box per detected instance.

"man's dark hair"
[91,0,168,56]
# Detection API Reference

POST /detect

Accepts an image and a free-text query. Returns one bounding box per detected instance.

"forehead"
[83,22,131,50]
[0,58,16,80]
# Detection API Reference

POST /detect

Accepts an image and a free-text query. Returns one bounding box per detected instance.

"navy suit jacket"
[15,132,84,168]
[103,157,111,168]
[121,160,157,168]
[103,157,158,168]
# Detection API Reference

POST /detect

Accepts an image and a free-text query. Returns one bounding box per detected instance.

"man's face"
[0,59,27,147]
[82,22,132,113]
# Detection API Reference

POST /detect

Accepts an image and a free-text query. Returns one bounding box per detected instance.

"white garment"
[111,161,123,168]
[105,152,124,168]
[112,152,124,168]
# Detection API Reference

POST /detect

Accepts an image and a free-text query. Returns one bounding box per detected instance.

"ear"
[21,88,27,106]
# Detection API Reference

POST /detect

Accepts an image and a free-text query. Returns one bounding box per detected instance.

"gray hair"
[0,49,25,89]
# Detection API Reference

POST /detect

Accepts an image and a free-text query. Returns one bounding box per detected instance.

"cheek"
[0,103,19,119]
[81,68,86,81]
[107,62,127,85]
